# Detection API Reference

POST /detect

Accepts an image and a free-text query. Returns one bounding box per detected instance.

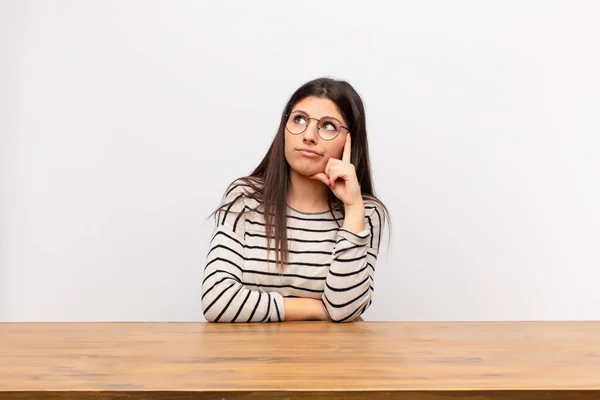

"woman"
[202,77,390,323]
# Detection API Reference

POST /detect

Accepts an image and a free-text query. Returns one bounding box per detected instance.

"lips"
[297,149,321,156]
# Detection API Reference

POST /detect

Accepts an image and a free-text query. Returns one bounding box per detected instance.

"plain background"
[1,0,599,322]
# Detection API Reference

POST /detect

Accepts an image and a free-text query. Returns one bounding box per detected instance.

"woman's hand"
[310,132,363,208]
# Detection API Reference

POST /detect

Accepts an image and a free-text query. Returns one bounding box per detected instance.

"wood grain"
[1,321,599,399]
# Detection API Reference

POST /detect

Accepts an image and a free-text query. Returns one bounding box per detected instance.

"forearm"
[323,249,373,323]
[283,298,329,321]
[324,210,373,322]
[203,281,286,323]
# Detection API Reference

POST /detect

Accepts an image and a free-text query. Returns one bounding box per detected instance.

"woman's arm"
[202,181,285,323]
[322,203,383,322]
[283,298,329,321]
[283,202,370,322]
[202,223,285,323]
[309,134,382,322]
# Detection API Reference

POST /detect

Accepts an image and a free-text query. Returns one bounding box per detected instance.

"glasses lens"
[286,112,307,134]
[318,118,341,140]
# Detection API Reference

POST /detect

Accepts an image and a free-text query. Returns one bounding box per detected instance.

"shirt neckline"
[286,204,342,215]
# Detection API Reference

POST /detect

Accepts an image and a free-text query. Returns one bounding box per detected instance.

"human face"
[284,96,349,178]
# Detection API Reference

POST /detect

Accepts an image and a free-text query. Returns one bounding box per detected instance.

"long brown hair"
[213,77,390,268]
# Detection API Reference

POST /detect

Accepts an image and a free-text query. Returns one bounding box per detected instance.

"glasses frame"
[284,111,350,141]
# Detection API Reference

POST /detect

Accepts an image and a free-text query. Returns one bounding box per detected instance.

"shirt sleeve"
[201,181,285,323]
[322,202,384,322]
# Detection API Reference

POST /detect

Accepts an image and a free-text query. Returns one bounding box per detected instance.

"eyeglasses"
[284,111,349,141]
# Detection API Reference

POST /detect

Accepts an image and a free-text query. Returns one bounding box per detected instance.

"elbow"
[201,302,219,323]
[323,294,371,323]
[323,303,361,323]
[203,315,218,323]
[328,310,352,323]
[201,296,231,323]
[202,305,233,323]
[202,291,240,323]
[201,278,241,323]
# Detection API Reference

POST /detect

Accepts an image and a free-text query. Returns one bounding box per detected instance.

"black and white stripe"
[201,179,384,323]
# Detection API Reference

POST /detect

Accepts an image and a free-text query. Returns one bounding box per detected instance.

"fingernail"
[328,183,332,188]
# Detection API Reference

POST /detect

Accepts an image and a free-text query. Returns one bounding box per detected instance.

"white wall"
[1,0,599,321]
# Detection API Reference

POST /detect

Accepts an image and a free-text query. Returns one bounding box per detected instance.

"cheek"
[327,140,345,159]
[284,134,296,152]
[284,134,301,161]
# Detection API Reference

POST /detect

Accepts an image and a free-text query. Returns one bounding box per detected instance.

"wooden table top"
[1,321,599,399]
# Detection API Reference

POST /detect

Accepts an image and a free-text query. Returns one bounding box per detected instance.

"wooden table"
[1,321,599,399]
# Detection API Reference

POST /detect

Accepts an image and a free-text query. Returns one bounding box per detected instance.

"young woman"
[202,77,389,323]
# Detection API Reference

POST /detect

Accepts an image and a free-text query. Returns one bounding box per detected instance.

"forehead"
[291,97,345,122]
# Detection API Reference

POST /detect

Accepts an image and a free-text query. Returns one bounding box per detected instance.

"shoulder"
[224,177,257,199]
[216,177,262,235]
[222,177,263,205]
[218,177,263,226]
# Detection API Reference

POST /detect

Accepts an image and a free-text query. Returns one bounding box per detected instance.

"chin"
[289,162,321,178]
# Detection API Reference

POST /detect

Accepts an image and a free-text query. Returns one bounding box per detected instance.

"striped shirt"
[201,179,384,323]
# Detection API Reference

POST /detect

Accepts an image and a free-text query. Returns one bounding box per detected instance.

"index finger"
[342,132,351,163]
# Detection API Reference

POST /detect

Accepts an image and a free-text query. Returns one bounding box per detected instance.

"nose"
[302,119,319,144]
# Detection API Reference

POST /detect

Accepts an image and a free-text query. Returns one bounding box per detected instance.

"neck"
[288,169,330,213]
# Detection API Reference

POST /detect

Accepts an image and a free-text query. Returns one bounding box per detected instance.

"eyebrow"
[291,109,344,123]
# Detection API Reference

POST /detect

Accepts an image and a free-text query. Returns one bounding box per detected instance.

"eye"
[323,122,337,131]
[294,115,307,125]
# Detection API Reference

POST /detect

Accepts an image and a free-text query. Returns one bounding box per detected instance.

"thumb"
[309,172,330,187]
